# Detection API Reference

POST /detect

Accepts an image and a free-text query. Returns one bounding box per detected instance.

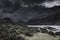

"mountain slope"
[0,18,41,40]
[27,11,60,25]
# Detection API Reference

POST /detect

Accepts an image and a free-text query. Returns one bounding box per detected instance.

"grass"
[29,33,60,40]
[0,21,38,40]
[0,22,60,40]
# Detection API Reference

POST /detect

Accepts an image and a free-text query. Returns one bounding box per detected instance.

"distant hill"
[0,17,13,23]
[0,17,27,27]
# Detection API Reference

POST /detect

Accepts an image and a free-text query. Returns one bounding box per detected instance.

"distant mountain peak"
[3,17,12,20]
[0,17,14,23]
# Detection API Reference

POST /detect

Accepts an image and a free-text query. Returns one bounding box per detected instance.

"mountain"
[0,17,28,27]
[17,20,27,27]
[26,11,60,25]
[0,17,12,22]
[3,17,13,21]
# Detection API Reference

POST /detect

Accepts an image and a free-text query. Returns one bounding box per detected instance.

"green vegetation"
[29,33,60,40]
[0,22,26,40]
[0,21,60,40]
[0,21,39,40]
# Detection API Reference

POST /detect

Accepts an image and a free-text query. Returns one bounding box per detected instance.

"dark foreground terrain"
[0,19,60,40]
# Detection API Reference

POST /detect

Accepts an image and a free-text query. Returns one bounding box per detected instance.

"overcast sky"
[0,0,60,22]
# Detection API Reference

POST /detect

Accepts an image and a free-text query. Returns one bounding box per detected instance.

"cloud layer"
[0,0,60,22]
[41,0,60,8]
[20,0,60,8]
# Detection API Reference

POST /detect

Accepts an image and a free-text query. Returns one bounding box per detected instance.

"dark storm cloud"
[0,0,60,22]
[2,7,60,22]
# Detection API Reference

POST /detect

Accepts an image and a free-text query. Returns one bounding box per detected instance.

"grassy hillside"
[28,33,60,40]
[0,20,60,40]
[0,19,40,40]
